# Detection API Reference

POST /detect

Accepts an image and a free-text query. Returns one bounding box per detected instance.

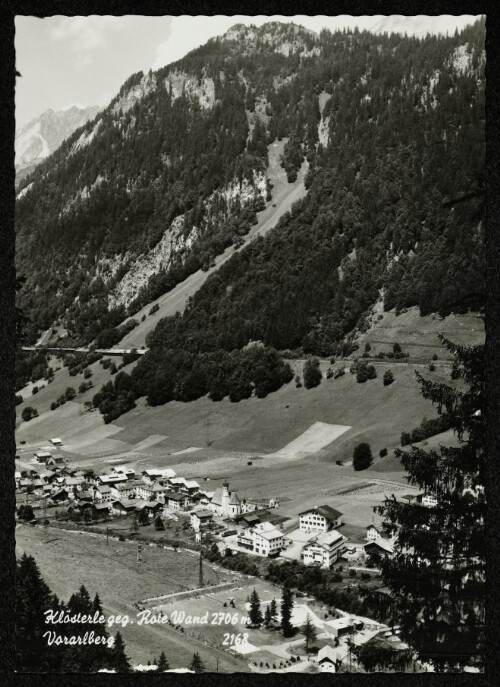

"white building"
[317,645,338,672]
[141,468,176,484]
[49,438,63,447]
[208,482,242,518]
[32,450,52,464]
[299,505,343,533]
[302,530,348,569]
[419,493,438,508]
[112,465,136,478]
[236,521,284,556]
[190,509,214,529]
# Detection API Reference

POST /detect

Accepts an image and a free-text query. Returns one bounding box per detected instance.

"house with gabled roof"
[299,505,343,532]
[141,468,176,484]
[302,530,348,568]
[236,521,284,556]
[190,509,214,529]
[32,450,52,464]
[112,465,136,478]
[316,645,339,672]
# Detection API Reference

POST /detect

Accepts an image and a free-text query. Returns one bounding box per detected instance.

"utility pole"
[137,542,143,564]
[198,551,203,588]
[106,526,109,546]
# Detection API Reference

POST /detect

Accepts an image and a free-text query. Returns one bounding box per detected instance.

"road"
[21,346,148,357]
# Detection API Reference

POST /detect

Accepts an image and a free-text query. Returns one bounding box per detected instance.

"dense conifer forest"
[16,20,485,412]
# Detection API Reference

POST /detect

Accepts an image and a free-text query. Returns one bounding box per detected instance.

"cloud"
[48,15,122,65]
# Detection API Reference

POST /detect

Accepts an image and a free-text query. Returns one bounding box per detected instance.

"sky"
[15,14,481,130]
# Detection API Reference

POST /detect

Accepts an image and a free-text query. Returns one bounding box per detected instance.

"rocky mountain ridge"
[16,20,484,358]
[15,105,103,184]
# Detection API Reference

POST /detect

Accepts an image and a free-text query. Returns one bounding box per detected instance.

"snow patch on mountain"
[164,71,216,110]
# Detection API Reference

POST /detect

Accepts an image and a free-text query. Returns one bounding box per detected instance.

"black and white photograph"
[7,11,487,674]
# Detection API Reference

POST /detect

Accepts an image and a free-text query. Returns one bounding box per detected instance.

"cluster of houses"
[17,448,280,532]
[18,443,437,574]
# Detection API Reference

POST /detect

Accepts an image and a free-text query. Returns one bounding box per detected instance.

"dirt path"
[120,140,309,349]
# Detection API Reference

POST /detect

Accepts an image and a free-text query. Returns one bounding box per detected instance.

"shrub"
[32,386,39,395]
[149,303,160,316]
[366,365,377,379]
[383,370,394,386]
[64,386,76,401]
[432,353,438,360]
[349,569,357,578]
[401,431,412,446]
[15,395,23,406]
[50,401,58,411]
[21,406,37,422]
[303,357,322,389]
[379,447,388,458]
[326,367,333,379]
[356,367,368,383]
[393,343,402,354]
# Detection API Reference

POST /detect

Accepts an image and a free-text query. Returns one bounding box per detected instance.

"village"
[16,437,420,564]
[14,436,438,672]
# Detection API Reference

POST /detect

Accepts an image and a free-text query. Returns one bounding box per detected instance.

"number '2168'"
[222,632,249,646]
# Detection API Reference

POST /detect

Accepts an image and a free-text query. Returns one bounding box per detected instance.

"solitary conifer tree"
[301,614,317,652]
[376,337,485,671]
[269,598,278,623]
[249,588,263,625]
[281,586,294,637]
[189,652,205,673]
[157,651,169,671]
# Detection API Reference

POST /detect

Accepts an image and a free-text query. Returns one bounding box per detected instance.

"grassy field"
[353,304,484,359]
[16,360,442,540]
[16,523,249,671]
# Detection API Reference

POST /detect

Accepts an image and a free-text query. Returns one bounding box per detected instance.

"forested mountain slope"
[16,20,485,413]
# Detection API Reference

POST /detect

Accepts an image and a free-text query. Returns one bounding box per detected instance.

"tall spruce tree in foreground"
[281,586,294,637]
[301,614,317,652]
[249,588,263,626]
[375,337,485,671]
[157,651,169,671]
[189,652,205,673]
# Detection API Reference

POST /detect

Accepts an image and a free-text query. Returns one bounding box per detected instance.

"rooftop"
[299,505,343,520]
